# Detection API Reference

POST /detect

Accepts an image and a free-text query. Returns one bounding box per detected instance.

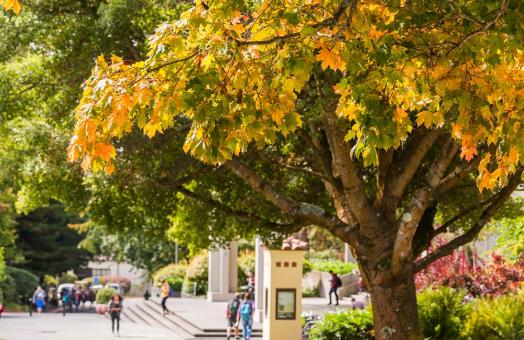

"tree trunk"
[368,274,423,340]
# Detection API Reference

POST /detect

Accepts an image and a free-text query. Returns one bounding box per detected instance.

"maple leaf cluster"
[67,0,524,193]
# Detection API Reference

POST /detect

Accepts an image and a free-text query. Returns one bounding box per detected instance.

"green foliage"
[152,263,187,287]
[306,249,341,261]
[96,287,117,304]
[417,287,470,340]
[183,252,208,295]
[309,308,374,340]
[303,259,313,276]
[493,216,524,261]
[303,286,320,298]
[237,253,255,287]
[0,266,39,304]
[310,259,359,275]
[14,203,90,278]
[464,291,524,340]
[43,274,58,288]
[59,272,78,284]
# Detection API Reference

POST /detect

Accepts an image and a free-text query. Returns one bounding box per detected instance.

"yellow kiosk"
[263,250,303,340]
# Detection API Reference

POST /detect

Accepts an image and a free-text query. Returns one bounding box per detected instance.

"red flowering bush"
[416,238,523,297]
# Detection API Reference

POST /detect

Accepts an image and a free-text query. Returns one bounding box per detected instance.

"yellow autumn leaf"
[509,146,520,164]
[315,47,345,71]
[393,107,408,122]
[415,110,433,128]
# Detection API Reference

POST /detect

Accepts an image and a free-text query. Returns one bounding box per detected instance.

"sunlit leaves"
[68,0,524,192]
[1,0,21,14]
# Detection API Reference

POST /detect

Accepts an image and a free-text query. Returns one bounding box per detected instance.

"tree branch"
[446,0,509,56]
[176,186,300,233]
[433,192,503,236]
[386,127,442,208]
[235,0,353,46]
[391,136,458,275]
[322,109,379,235]
[224,159,358,244]
[415,168,523,272]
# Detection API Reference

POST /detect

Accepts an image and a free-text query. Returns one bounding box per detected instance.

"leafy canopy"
[69,0,524,194]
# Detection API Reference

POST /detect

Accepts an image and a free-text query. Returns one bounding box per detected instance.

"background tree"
[0,0,197,273]
[13,202,90,278]
[69,1,524,339]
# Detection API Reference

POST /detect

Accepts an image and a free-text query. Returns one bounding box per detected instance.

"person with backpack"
[237,293,254,340]
[226,293,241,340]
[327,271,342,306]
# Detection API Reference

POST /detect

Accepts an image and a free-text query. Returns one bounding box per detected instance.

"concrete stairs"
[124,299,262,339]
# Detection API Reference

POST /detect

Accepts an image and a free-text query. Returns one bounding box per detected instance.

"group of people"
[226,292,255,340]
[29,285,99,314]
[59,286,96,314]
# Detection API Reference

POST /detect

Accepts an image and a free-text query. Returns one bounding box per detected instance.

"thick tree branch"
[224,159,358,244]
[322,109,379,235]
[301,125,358,226]
[391,136,459,275]
[415,168,523,272]
[386,127,442,208]
[176,186,300,233]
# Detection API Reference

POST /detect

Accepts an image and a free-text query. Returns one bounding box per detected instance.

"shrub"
[309,308,374,340]
[183,252,208,295]
[96,287,117,304]
[152,263,187,284]
[310,259,358,275]
[43,274,59,288]
[306,249,340,261]
[59,272,78,284]
[417,287,469,340]
[238,253,255,287]
[303,286,320,297]
[303,259,313,276]
[167,276,184,293]
[416,238,523,297]
[464,291,524,340]
[0,267,39,304]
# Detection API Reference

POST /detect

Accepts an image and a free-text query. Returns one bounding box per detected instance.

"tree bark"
[368,273,423,340]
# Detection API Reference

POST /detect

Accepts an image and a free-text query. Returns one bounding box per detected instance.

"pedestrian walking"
[108,293,123,336]
[237,293,254,340]
[327,271,342,305]
[226,293,241,340]
[32,286,46,313]
[160,279,170,315]
[0,301,4,320]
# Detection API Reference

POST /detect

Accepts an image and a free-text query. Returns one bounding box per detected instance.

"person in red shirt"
[328,271,342,305]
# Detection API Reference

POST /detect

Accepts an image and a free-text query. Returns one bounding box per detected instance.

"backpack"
[228,299,240,316]
[335,276,343,288]
[239,301,252,320]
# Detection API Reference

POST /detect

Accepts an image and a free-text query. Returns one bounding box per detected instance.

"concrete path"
[0,312,179,340]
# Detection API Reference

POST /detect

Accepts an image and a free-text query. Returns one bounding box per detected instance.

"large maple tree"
[68,1,524,339]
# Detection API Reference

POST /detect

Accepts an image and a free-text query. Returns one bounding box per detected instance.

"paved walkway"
[0,312,179,340]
